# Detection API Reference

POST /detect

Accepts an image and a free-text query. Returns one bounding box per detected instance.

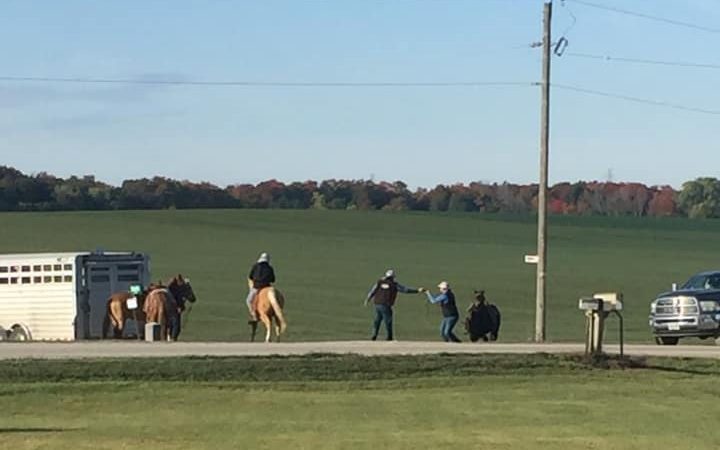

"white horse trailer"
[0,251,150,341]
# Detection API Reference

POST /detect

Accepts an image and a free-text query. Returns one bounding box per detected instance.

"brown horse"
[143,275,197,341]
[250,287,287,343]
[143,287,175,341]
[104,275,197,341]
[103,288,153,339]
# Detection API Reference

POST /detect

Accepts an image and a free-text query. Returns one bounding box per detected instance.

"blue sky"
[1,0,718,188]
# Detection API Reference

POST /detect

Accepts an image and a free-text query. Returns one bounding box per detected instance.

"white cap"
[258,252,270,263]
[437,281,450,290]
[384,269,395,279]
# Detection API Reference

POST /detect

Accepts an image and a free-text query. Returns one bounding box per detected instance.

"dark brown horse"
[464,290,501,342]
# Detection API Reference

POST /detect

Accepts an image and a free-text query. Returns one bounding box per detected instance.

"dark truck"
[649,271,720,345]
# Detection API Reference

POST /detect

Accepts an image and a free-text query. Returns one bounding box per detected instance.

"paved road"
[1,341,719,360]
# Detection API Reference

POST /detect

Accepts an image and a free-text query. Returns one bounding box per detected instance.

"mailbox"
[578,292,624,358]
[594,292,623,311]
[578,298,602,311]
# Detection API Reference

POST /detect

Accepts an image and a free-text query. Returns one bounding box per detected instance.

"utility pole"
[536,1,552,343]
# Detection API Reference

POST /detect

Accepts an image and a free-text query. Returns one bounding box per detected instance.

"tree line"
[1,165,718,218]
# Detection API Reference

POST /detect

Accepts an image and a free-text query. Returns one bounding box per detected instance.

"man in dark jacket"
[365,269,424,341]
[426,281,461,343]
[246,252,275,322]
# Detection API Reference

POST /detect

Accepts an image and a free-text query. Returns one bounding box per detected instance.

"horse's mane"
[146,282,165,293]
[167,274,186,288]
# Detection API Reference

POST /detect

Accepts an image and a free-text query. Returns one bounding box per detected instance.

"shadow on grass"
[0,427,79,434]
[578,353,720,376]
[3,353,720,383]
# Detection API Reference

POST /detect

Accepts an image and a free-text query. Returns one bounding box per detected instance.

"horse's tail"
[104,296,123,339]
[268,288,287,334]
[489,304,501,341]
[102,298,112,339]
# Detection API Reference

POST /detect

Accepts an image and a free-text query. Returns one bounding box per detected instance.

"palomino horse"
[250,287,287,343]
[143,275,197,341]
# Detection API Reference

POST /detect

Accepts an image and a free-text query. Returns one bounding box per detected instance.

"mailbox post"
[578,293,624,358]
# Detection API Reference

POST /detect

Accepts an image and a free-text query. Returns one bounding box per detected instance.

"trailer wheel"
[655,336,679,346]
[8,324,32,342]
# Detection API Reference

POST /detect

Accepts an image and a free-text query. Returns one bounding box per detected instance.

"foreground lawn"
[2,354,720,449]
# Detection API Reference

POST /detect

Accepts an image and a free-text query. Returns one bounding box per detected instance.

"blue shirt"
[426,290,459,317]
[426,291,449,304]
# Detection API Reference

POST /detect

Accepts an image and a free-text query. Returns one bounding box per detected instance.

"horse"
[249,286,287,343]
[104,275,196,341]
[465,300,501,343]
[144,274,197,341]
[166,275,197,340]
[103,287,154,339]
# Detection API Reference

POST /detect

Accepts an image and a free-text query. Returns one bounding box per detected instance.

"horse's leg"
[273,317,282,342]
[158,302,168,341]
[260,314,272,343]
[172,312,181,341]
[163,318,169,342]
[108,301,124,339]
[249,320,258,342]
[102,312,110,339]
[110,312,124,339]
[115,319,124,339]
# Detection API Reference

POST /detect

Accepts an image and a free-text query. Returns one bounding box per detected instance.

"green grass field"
[2,355,720,450]
[2,209,720,342]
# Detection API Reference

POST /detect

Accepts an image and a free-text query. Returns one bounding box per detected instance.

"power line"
[0,75,533,88]
[553,83,720,116]
[559,0,578,38]
[566,52,720,70]
[567,0,720,34]
[1,75,715,116]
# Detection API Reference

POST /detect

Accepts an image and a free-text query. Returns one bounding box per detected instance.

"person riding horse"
[246,252,276,323]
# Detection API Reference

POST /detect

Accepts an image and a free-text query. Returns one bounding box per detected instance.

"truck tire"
[655,336,679,346]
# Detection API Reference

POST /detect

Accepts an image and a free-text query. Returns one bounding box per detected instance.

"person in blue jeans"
[426,281,461,343]
[365,269,425,341]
